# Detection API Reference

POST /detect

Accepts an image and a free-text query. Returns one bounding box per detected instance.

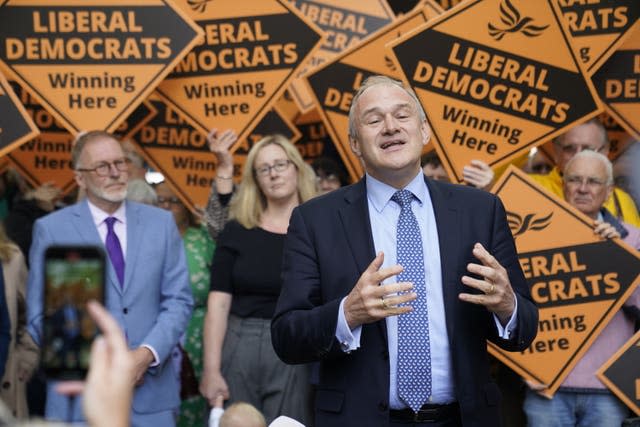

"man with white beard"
[26,131,192,426]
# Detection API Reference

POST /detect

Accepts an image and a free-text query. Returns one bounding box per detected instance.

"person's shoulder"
[219,219,247,237]
[35,202,80,225]
[298,182,361,212]
[127,200,171,220]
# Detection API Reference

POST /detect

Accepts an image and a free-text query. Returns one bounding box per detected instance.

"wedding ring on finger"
[381,296,390,309]
[488,283,496,294]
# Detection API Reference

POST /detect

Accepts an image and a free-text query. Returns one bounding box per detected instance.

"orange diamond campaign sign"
[155,0,324,153]
[0,70,38,156]
[0,0,203,135]
[597,329,640,416]
[287,0,396,113]
[489,166,640,397]
[558,0,639,75]
[306,3,443,182]
[7,80,156,193]
[388,0,601,183]
[592,19,640,141]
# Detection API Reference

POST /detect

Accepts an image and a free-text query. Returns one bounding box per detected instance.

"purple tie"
[105,217,125,287]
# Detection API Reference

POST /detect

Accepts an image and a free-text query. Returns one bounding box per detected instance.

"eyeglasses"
[76,158,130,177]
[316,174,340,184]
[157,196,182,205]
[564,175,608,188]
[255,160,292,177]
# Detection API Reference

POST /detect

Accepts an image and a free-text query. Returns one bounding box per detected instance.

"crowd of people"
[0,75,637,427]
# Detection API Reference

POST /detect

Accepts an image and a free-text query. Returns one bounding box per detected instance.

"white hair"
[564,150,613,185]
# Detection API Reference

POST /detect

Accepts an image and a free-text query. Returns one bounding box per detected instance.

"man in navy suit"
[27,131,192,426]
[271,76,538,426]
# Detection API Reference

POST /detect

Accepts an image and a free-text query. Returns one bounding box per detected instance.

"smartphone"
[42,245,106,380]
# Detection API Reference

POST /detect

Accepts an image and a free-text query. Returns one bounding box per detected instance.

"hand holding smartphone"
[42,246,106,380]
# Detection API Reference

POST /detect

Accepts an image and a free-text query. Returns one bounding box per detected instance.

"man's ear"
[605,184,614,201]
[74,171,85,189]
[421,120,431,146]
[350,136,361,157]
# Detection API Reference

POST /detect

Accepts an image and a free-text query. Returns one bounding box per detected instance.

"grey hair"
[347,75,426,140]
[71,130,117,169]
[126,179,157,205]
[564,150,613,185]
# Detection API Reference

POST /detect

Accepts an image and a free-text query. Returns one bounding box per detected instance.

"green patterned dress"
[177,226,216,427]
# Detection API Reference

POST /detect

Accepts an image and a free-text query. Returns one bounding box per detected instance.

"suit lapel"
[71,200,123,295]
[338,179,387,341]
[338,180,376,274]
[426,178,459,341]
[124,201,142,293]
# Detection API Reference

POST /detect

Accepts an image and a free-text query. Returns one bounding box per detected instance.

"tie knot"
[392,190,414,208]
[105,217,117,230]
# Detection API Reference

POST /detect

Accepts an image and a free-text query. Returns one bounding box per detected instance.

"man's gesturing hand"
[343,252,416,329]
[459,243,516,325]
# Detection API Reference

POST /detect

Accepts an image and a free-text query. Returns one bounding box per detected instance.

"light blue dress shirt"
[335,172,518,408]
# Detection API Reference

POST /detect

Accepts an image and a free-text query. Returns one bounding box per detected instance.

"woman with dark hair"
[311,156,348,195]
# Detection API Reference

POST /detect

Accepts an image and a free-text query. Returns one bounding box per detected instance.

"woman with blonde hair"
[200,134,315,425]
[0,222,38,418]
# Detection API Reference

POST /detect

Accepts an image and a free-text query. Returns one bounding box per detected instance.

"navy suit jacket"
[27,199,192,422]
[272,177,538,427]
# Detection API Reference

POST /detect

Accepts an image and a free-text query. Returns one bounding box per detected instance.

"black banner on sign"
[559,0,638,37]
[593,51,640,104]
[394,30,597,127]
[521,240,640,309]
[0,6,196,65]
[169,15,316,77]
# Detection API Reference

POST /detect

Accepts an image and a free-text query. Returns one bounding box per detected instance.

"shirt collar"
[366,171,427,213]
[87,199,127,227]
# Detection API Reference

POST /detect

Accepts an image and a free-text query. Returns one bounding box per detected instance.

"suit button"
[378,402,388,412]
[2,381,10,389]
[123,308,128,314]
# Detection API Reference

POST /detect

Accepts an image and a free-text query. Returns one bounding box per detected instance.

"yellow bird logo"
[506,211,553,238]
[488,0,549,41]
[187,0,214,14]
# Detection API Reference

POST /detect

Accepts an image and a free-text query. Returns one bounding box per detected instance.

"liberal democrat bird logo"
[488,0,549,41]
[506,211,553,238]
[187,0,214,13]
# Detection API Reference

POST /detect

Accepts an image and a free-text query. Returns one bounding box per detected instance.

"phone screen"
[42,246,106,380]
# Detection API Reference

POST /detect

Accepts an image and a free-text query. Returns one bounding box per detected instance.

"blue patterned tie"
[392,189,431,412]
[105,217,125,287]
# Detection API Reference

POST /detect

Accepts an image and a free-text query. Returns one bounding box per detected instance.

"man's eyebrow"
[360,102,414,117]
